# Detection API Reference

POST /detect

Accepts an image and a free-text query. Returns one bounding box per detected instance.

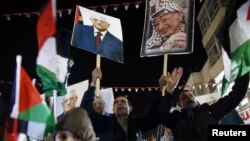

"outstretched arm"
[80,68,102,113]
[158,67,183,126]
[210,73,249,120]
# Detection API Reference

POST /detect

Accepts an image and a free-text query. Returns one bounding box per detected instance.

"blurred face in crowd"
[93,97,105,114]
[62,92,78,113]
[55,131,81,141]
[179,90,198,109]
[90,15,110,32]
[113,96,132,118]
[153,12,184,38]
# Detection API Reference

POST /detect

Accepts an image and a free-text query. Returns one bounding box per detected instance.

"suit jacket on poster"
[72,24,124,63]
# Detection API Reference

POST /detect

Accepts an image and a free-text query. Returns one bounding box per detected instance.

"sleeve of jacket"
[80,86,95,114]
[210,72,249,120]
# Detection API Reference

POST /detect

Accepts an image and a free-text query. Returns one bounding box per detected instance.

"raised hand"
[159,67,183,93]
[91,67,102,86]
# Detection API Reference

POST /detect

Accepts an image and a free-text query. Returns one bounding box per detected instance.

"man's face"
[90,16,110,32]
[113,96,131,118]
[153,12,183,38]
[93,99,105,114]
[62,93,77,113]
[179,91,198,109]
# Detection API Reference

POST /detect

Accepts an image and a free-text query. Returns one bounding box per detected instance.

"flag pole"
[11,55,22,119]
[13,55,22,135]
[96,55,101,97]
[32,79,36,86]
[53,90,57,123]
[162,54,168,96]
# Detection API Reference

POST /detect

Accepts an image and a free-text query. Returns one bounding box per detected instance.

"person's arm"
[80,68,102,114]
[210,72,249,120]
[80,85,95,114]
[134,67,183,131]
[158,67,183,126]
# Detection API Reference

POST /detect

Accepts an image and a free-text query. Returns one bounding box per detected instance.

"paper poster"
[140,0,194,57]
[71,5,124,63]
[51,80,114,117]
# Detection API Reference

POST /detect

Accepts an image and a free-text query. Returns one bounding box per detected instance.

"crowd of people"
[50,67,249,141]
[1,0,249,141]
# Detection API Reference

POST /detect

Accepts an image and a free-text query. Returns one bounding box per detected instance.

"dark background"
[0,0,207,117]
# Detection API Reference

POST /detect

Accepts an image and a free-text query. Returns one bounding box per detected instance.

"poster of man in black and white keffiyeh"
[140,0,194,57]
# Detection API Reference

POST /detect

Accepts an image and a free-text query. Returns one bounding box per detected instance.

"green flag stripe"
[18,102,55,136]
[229,39,250,81]
[36,65,66,96]
[18,103,55,125]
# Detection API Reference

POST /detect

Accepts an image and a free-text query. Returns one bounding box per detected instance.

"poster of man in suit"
[71,6,124,63]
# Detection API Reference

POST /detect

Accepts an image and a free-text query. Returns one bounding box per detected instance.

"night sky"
[0,0,207,116]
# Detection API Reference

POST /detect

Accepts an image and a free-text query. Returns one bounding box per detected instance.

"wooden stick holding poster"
[162,54,168,96]
[96,55,101,97]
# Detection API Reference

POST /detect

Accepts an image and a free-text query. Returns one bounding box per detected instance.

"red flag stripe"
[74,5,80,25]
[19,66,42,112]
[37,0,56,51]
[247,3,250,20]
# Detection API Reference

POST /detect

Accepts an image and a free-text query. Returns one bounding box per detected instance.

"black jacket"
[80,86,163,141]
[161,73,249,141]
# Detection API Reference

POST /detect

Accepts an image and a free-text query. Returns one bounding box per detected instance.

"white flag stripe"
[229,1,250,53]
[237,1,250,20]
[222,47,232,81]
[56,55,68,82]
[27,121,46,140]
[37,37,57,74]
[229,19,250,53]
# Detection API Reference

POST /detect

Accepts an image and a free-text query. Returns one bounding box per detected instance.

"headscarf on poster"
[141,0,195,57]
[71,5,124,63]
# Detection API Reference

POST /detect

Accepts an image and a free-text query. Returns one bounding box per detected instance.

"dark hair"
[114,95,132,106]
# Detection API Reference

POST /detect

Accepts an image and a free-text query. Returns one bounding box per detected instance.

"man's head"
[151,0,184,38]
[90,15,110,32]
[178,90,199,109]
[113,96,132,118]
[93,96,105,114]
[62,91,78,113]
[55,108,96,141]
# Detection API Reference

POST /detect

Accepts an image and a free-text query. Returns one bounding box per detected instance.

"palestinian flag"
[10,55,55,140]
[36,0,68,96]
[217,0,250,95]
[74,5,83,25]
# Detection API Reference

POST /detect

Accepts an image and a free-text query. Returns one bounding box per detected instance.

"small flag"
[10,55,55,140]
[217,0,250,95]
[36,0,68,96]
